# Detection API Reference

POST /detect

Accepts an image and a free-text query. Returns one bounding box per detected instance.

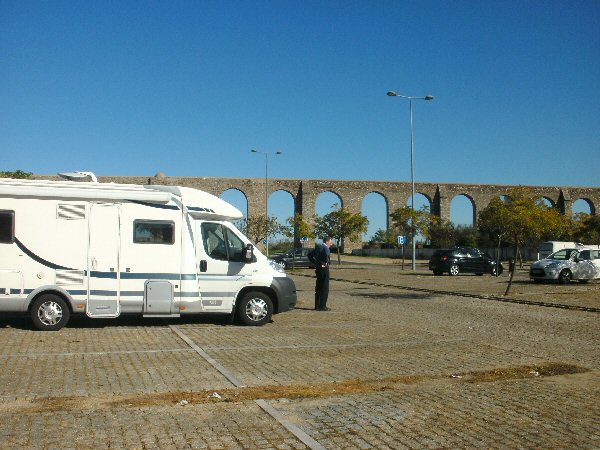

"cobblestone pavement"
[0,262,598,449]
[323,258,600,310]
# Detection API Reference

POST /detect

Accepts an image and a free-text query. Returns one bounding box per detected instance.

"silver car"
[529,248,600,283]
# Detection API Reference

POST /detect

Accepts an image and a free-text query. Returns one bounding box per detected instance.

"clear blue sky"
[2,1,599,238]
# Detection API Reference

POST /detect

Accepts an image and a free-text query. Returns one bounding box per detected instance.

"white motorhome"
[0,175,296,330]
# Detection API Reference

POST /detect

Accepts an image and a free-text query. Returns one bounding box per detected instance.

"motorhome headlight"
[268,259,286,273]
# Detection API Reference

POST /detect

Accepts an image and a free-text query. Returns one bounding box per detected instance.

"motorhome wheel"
[237,292,273,326]
[31,294,70,331]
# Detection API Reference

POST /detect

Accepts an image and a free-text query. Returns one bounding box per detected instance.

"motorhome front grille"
[57,204,86,220]
[56,270,85,285]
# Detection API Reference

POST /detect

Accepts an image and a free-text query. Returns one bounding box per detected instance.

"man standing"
[313,236,333,311]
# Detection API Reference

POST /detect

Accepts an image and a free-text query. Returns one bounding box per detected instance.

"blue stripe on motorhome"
[131,200,219,215]
[67,290,87,296]
[87,272,196,280]
[188,206,216,213]
[116,291,200,298]
[89,271,118,279]
[90,290,118,296]
[15,287,203,299]
[198,274,249,280]
[130,200,180,211]
[14,238,75,270]
[120,273,196,280]
[179,291,201,297]
[68,290,200,298]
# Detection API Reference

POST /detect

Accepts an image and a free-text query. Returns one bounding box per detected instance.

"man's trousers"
[314,268,330,310]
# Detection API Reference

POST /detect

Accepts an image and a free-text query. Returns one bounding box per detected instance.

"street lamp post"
[387,91,434,271]
[251,149,283,256]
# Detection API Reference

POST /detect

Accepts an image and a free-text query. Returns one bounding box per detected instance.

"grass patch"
[5,362,589,414]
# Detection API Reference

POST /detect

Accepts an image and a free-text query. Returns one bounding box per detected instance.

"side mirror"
[244,244,254,262]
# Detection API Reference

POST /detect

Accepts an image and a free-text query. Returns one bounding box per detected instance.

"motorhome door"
[196,222,247,310]
[87,203,120,317]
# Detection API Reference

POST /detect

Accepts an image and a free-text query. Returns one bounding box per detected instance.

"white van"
[537,241,584,260]
[530,247,600,283]
[0,175,296,330]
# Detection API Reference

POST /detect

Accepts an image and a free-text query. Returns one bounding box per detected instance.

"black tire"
[30,294,70,331]
[558,270,572,284]
[236,291,273,326]
[491,265,503,276]
[448,264,460,276]
[281,260,288,270]
[579,279,589,284]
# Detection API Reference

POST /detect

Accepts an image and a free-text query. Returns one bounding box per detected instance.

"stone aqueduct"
[74,174,600,251]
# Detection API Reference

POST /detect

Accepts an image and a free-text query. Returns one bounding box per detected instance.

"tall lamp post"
[387,91,434,271]
[251,149,283,256]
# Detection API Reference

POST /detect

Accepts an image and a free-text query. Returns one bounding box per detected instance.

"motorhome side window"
[133,220,174,245]
[201,222,246,262]
[0,210,15,244]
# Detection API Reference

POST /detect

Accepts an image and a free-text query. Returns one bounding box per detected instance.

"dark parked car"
[269,248,315,269]
[428,247,503,276]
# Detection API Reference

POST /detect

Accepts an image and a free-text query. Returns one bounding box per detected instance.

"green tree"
[368,228,397,247]
[246,215,283,252]
[282,214,315,246]
[455,225,478,247]
[390,206,431,247]
[389,206,431,268]
[573,213,600,246]
[478,187,564,295]
[314,205,369,264]
[539,207,572,242]
[426,217,457,248]
[0,170,32,179]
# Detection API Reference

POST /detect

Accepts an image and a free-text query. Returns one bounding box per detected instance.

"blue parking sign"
[397,235,406,245]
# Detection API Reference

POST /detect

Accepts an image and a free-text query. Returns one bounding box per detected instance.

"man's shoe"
[320,307,331,311]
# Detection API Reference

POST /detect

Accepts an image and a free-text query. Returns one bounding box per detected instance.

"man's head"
[323,236,334,247]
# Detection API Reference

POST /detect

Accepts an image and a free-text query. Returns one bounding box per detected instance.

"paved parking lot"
[0,261,599,449]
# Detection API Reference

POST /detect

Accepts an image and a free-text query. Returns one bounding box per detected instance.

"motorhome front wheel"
[237,292,273,326]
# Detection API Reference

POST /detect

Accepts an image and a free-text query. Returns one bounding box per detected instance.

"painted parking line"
[168,324,325,450]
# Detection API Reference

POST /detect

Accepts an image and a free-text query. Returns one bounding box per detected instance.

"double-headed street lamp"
[387,91,434,271]
[251,149,283,256]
